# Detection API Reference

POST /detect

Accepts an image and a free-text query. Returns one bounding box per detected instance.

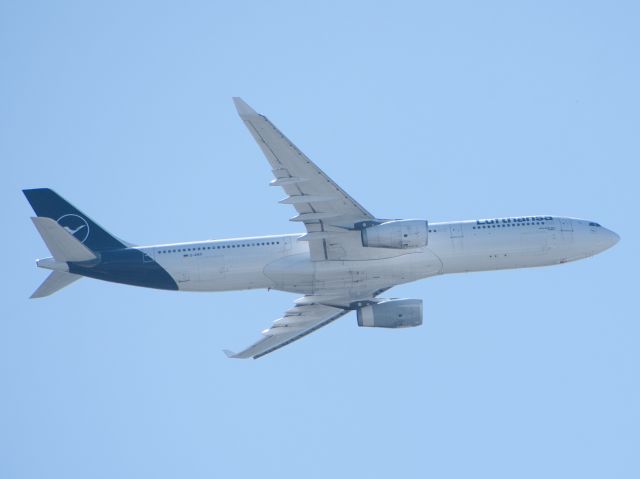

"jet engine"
[357,299,423,328]
[361,220,428,249]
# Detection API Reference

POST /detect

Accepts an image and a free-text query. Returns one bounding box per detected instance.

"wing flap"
[279,195,338,205]
[270,177,308,187]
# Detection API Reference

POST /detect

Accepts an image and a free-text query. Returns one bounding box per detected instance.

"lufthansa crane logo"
[57,214,90,243]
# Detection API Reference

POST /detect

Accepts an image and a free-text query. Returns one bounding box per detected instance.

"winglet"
[232,97,259,118]
[223,349,239,359]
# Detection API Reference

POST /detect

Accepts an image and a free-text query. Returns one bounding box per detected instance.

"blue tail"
[23,188,128,251]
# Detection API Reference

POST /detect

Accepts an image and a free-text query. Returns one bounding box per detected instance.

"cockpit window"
[589,222,601,227]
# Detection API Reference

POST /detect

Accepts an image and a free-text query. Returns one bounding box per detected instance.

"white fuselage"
[141,216,618,298]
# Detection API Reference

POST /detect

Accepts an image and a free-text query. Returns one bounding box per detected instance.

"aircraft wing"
[233,98,375,260]
[224,300,350,359]
[225,287,391,359]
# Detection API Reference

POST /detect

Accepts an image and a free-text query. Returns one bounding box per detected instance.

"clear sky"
[1,1,638,478]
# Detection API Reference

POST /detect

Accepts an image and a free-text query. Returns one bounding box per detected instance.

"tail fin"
[31,271,82,298]
[23,188,128,251]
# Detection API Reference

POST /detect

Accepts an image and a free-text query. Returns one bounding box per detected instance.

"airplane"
[24,97,620,359]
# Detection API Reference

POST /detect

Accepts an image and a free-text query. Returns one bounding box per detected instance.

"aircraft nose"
[601,228,620,250]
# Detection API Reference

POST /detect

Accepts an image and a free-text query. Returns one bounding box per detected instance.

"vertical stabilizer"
[23,188,128,251]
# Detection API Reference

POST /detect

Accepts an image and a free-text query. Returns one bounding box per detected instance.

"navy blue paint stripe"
[69,249,178,291]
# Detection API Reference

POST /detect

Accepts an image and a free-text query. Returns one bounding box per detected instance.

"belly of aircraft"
[262,249,444,295]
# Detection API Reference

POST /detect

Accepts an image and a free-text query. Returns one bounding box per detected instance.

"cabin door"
[449,223,464,251]
[449,224,464,238]
[559,218,573,232]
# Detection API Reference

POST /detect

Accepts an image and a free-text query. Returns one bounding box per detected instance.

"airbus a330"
[24,98,620,358]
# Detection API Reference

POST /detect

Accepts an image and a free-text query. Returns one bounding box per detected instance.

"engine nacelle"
[361,220,428,249]
[357,299,423,328]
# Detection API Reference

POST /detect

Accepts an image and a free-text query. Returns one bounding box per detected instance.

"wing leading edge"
[233,97,375,260]
[224,301,349,359]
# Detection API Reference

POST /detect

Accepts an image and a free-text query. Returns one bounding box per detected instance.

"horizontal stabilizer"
[31,271,82,298]
[31,217,97,262]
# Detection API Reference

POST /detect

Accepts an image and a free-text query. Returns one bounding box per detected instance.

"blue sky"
[1,1,638,478]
